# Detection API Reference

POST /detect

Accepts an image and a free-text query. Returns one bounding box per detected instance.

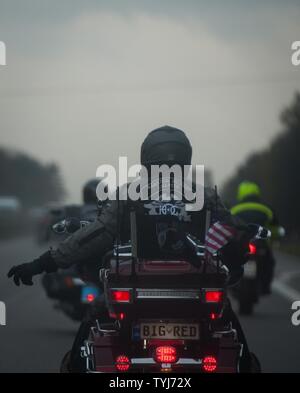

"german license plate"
[244,260,257,278]
[140,322,199,340]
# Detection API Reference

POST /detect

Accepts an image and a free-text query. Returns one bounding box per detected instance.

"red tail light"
[154,346,178,364]
[202,356,217,372]
[110,289,131,303]
[86,293,95,303]
[248,243,257,255]
[204,290,223,303]
[115,355,130,371]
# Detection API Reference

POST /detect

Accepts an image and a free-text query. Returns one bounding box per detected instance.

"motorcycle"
[233,225,281,315]
[79,207,267,373]
[233,240,264,315]
[42,217,101,321]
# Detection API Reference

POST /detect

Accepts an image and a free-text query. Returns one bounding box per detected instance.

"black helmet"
[141,125,192,167]
[82,178,101,204]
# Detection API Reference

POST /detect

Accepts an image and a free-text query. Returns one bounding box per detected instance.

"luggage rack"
[110,237,229,280]
[106,188,229,287]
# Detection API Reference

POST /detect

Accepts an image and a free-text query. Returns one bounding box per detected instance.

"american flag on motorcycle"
[205,221,236,255]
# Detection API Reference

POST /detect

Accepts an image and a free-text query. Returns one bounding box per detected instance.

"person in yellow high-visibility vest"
[231,181,281,295]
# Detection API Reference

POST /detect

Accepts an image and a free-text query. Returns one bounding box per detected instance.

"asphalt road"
[0,236,300,373]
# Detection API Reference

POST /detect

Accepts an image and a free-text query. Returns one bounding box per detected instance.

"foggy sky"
[0,0,300,202]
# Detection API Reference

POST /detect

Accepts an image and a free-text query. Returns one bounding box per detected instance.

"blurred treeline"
[0,148,66,207]
[222,92,300,234]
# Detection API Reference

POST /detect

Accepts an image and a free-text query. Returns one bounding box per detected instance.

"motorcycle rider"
[57,178,102,225]
[38,178,101,244]
[81,178,104,220]
[7,125,258,372]
[42,178,103,302]
[231,181,281,294]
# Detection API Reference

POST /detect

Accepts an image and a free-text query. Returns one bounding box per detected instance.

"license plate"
[244,260,257,278]
[140,322,199,340]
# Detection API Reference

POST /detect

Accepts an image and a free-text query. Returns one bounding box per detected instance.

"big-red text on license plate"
[140,322,199,340]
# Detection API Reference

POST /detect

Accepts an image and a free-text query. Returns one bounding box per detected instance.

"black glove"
[7,251,58,286]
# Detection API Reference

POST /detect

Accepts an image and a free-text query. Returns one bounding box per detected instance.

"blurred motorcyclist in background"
[231,181,283,295]
[37,178,102,245]
[74,177,106,282]
[41,178,104,315]
[55,177,103,229]
[81,178,103,221]
[7,126,259,372]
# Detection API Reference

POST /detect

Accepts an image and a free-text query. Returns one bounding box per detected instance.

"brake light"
[110,289,131,303]
[155,346,178,364]
[204,290,223,303]
[249,243,257,255]
[115,355,130,371]
[86,293,95,303]
[202,356,217,372]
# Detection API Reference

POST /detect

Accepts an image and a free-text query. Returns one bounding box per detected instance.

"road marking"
[273,280,300,302]
[0,301,6,326]
[273,271,300,302]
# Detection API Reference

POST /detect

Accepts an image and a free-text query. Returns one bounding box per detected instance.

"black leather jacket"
[50,185,247,275]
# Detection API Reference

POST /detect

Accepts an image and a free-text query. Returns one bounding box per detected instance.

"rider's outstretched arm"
[7,199,124,286]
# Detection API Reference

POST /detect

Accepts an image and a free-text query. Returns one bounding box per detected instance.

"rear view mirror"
[52,220,67,234]
[52,218,90,235]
